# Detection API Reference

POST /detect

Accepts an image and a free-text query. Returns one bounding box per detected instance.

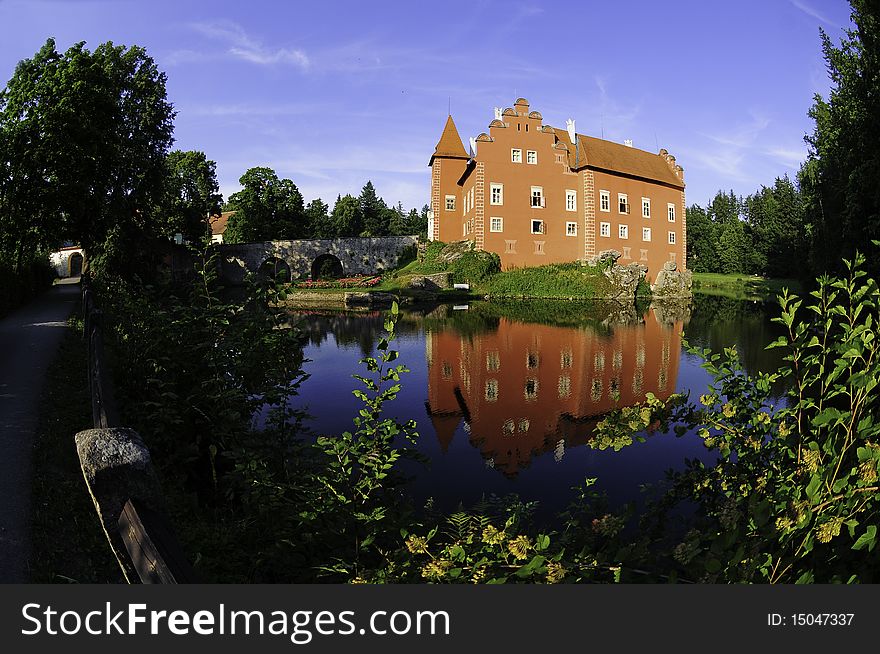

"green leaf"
[852,525,877,552]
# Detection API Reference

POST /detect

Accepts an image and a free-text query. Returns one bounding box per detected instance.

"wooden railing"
[76,277,198,583]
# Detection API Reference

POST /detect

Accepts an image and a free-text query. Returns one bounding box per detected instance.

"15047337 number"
[794,614,854,626]
[768,613,855,627]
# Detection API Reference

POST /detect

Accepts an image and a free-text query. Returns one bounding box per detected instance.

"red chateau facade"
[429,98,686,281]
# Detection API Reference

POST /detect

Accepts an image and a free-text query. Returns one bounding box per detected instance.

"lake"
[285,295,789,519]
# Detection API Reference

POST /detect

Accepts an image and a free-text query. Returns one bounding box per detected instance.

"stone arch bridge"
[217,236,418,285]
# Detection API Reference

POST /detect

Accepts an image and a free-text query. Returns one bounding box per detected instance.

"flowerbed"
[294,275,382,289]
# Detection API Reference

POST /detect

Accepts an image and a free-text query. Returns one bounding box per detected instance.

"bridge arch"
[258,257,291,283]
[311,253,343,280]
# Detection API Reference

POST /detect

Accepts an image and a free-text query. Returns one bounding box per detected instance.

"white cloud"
[790,0,843,29]
[185,20,309,69]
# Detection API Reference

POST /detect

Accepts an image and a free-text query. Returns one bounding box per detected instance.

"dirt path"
[0,279,79,582]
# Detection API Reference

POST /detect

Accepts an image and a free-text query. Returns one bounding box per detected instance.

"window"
[642,197,650,218]
[445,195,455,211]
[485,379,498,402]
[531,186,544,208]
[668,231,676,244]
[566,222,577,236]
[600,190,611,212]
[526,150,537,164]
[526,352,539,369]
[486,351,500,372]
[619,224,629,239]
[618,193,629,214]
[490,183,503,205]
[642,227,651,241]
[534,241,545,255]
[668,203,676,222]
[531,219,544,234]
[555,154,564,163]
[490,216,503,232]
[511,148,522,163]
[558,375,571,398]
[566,190,577,212]
[560,349,573,369]
[524,379,539,400]
[505,240,517,253]
[600,222,611,237]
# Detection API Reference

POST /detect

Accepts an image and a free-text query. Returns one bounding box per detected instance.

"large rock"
[75,427,165,583]
[652,260,693,298]
[344,291,397,308]
[408,272,451,290]
[602,262,647,301]
[435,240,476,264]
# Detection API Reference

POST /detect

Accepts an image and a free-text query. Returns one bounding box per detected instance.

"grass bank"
[29,315,123,583]
[692,272,803,300]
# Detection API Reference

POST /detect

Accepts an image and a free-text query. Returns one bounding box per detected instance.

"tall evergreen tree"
[685,204,718,273]
[359,181,388,236]
[802,0,880,275]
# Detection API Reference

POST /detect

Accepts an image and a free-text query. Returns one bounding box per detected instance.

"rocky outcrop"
[652,261,693,298]
[408,272,451,290]
[344,291,397,308]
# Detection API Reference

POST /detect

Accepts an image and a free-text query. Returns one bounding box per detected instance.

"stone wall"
[217,236,418,285]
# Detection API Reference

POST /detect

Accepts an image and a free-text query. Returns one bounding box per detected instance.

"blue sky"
[0,0,855,211]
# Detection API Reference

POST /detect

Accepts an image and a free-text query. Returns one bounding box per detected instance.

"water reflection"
[425,305,683,477]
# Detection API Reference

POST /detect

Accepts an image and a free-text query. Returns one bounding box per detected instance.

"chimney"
[469,136,477,157]
[624,139,633,148]
[565,118,576,144]
[494,107,503,120]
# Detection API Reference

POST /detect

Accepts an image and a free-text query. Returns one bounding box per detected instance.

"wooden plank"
[118,499,199,584]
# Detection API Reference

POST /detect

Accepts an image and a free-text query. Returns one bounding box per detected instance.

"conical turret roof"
[429,115,470,165]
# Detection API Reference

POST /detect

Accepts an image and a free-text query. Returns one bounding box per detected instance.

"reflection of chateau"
[425,310,682,477]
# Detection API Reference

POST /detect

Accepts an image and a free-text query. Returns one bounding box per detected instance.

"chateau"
[428,98,686,280]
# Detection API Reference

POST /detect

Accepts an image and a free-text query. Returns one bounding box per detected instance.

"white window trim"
[511,148,522,163]
[530,186,544,208]
[668,231,676,244]
[445,195,455,211]
[642,227,651,242]
[490,216,503,233]
[618,193,629,214]
[526,150,537,164]
[490,183,504,206]
[600,221,611,237]
[619,224,629,239]
[642,197,650,218]
[566,190,577,212]
[531,219,545,235]
[599,190,611,213]
[668,203,676,222]
[566,221,578,236]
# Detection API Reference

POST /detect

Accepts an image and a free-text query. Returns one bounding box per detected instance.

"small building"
[429,98,686,281]
[49,245,85,278]
[208,211,235,244]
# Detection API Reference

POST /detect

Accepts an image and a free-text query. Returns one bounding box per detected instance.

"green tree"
[744,175,806,278]
[0,38,175,274]
[225,167,305,243]
[304,198,330,238]
[159,150,222,245]
[802,0,880,276]
[331,194,363,237]
[717,219,750,274]
[685,204,718,273]
[359,181,388,236]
